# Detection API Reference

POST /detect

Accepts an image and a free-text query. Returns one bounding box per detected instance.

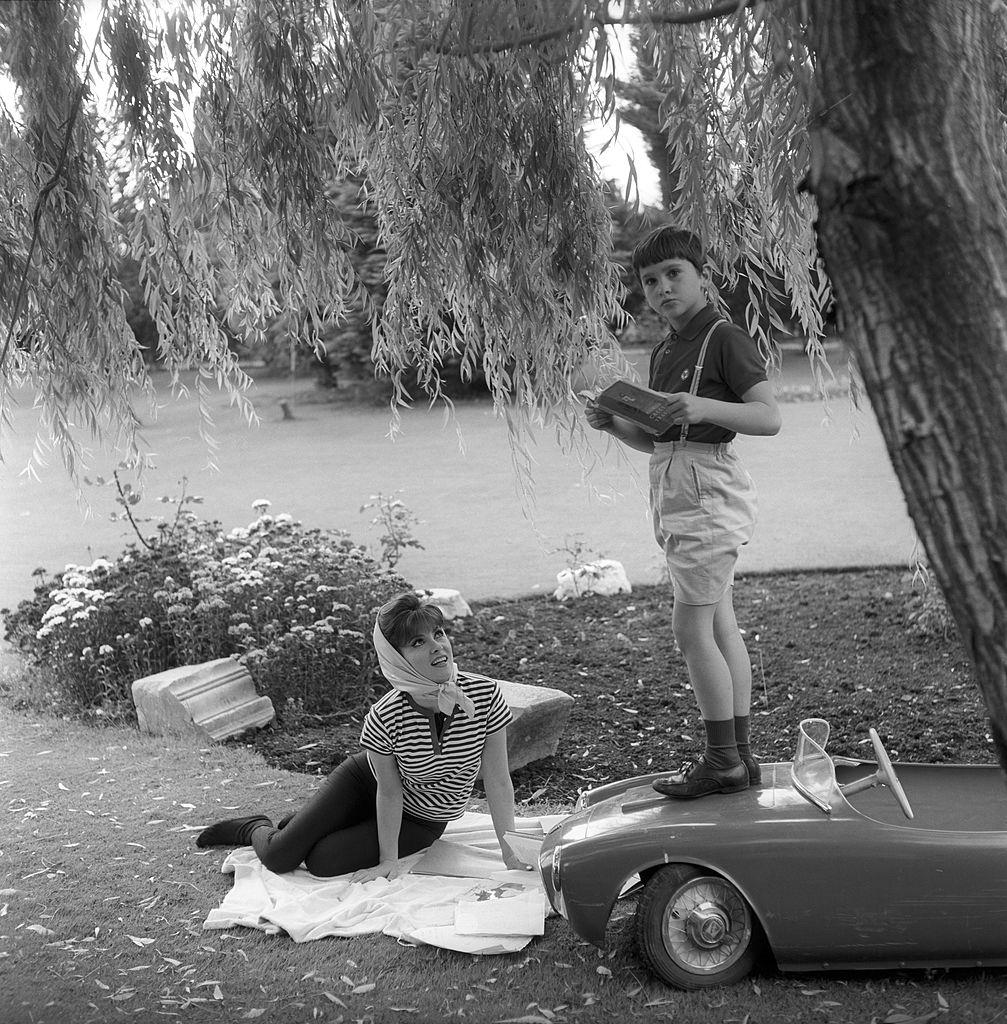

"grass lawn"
[3,566,1007,1023]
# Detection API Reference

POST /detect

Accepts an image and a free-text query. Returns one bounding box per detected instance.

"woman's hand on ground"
[349,859,401,884]
[501,850,535,872]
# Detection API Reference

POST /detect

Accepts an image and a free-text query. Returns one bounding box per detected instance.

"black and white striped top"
[359,673,512,822]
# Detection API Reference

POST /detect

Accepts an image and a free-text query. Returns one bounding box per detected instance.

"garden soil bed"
[246,567,992,806]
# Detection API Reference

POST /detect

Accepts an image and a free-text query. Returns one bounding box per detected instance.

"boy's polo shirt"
[648,304,768,444]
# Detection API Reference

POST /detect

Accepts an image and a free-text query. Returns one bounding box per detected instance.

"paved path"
[1,372,917,618]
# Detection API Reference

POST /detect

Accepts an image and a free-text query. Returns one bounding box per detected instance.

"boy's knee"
[673,608,720,658]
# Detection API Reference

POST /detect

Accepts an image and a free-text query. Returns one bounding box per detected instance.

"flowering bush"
[2,501,409,723]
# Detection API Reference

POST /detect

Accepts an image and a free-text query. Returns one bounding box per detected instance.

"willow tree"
[3,1,1007,764]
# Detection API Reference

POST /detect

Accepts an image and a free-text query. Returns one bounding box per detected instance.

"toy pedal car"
[538,718,1007,989]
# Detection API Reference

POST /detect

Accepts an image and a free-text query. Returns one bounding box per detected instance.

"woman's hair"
[377,592,446,652]
[632,226,705,275]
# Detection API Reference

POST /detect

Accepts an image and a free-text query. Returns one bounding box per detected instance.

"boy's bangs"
[632,227,704,273]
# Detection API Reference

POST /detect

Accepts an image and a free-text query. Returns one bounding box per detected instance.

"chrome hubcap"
[663,877,752,974]
[686,902,730,948]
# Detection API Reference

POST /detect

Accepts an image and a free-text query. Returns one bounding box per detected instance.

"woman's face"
[399,624,454,684]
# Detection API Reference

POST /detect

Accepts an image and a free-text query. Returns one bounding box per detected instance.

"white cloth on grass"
[201,812,566,954]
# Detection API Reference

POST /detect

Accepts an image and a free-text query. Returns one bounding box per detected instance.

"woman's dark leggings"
[250,751,446,877]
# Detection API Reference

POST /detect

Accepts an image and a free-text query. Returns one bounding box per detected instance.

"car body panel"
[540,729,1007,973]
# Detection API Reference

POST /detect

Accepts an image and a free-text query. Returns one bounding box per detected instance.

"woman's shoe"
[652,760,749,799]
[196,814,273,848]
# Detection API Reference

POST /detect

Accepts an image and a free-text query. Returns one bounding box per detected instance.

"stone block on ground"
[132,658,275,742]
[417,587,472,619]
[553,558,631,601]
[492,678,574,772]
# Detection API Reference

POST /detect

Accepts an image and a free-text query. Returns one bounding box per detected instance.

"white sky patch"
[584,20,662,209]
[0,1,660,206]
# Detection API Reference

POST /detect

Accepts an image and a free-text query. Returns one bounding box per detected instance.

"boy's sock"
[734,714,752,759]
[196,814,273,848]
[734,714,762,784]
[701,718,741,770]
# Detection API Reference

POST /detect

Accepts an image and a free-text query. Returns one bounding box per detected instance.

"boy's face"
[639,257,711,331]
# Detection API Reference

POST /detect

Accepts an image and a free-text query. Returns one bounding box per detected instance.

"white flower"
[138,617,153,629]
[251,499,271,512]
[274,513,293,524]
[98,644,114,655]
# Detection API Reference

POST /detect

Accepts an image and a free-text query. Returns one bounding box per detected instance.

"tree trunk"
[803,2,1007,769]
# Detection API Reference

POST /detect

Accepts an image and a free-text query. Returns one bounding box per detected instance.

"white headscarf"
[372,619,477,719]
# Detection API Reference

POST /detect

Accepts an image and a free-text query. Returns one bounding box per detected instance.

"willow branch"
[0,0,109,377]
[418,0,764,56]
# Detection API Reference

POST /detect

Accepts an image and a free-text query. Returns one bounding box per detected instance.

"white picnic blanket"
[202,812,566,954]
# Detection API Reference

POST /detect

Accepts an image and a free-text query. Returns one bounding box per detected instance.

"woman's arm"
[480,728,531,871]
[350,751,405,882]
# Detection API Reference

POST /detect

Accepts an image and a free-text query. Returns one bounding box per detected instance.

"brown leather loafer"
[652,760,749,799]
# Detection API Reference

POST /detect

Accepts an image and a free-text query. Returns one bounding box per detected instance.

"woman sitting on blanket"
[196,591,530,880]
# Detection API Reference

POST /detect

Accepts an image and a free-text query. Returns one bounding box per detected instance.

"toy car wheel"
[636,865,762,990]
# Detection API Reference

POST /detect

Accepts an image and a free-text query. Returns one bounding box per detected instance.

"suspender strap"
[679,319,725,443]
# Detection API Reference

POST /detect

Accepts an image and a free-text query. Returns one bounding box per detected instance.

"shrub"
[904,571,955,639]
[2,500,409,724]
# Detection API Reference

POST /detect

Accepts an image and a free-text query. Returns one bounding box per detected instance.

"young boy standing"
[586,227,781,799]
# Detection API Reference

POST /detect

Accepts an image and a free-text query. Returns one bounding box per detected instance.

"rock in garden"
[553,559,631,602]
[417,587,472,619]
[493,679,573,771]
[132,658,275,741]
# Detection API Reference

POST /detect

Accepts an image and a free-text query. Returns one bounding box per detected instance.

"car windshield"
[791,717,838,814]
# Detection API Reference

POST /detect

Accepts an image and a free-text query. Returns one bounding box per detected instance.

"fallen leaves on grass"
[878,1012,939,1024]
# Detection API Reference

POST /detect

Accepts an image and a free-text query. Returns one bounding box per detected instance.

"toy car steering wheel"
[869,728,914,819]
[840,729,914,819]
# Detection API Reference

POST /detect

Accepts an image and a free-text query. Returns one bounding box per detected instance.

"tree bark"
[803,2,1007,769]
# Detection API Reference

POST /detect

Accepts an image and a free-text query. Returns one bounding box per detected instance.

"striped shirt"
[359,673,512,822]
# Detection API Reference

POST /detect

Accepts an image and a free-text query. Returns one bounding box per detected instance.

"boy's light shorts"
[649,440,758,606]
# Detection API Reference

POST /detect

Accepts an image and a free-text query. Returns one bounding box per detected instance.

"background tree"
[2,1,1007,764]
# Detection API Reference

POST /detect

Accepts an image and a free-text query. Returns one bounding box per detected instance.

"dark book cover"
[594,381,676,434]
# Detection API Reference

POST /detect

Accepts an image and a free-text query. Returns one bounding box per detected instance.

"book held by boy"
[594,381,676,434]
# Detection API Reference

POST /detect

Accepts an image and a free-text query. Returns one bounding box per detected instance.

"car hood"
[551,763,826,846]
